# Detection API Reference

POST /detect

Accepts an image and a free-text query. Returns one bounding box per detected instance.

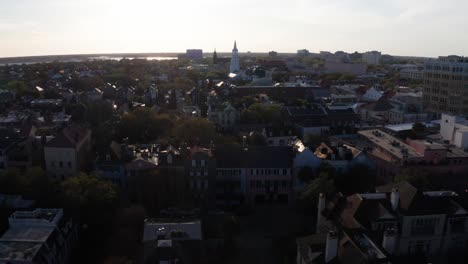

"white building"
[362,51,382,65]
[400,68,424,80]
[229,41,240,73]
[440,114,468,151]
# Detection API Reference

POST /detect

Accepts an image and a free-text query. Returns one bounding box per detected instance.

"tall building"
[362,51,381,65]
[229,41,240,73]
[423,56,468,115]
[212,49,218,65]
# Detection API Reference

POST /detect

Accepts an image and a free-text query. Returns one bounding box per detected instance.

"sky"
[1,0,468,58]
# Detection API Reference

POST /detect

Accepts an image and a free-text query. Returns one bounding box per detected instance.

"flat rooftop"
[0,226,54,242]
[358,130,423,160]
[143,220,202,242]
[0,241,42,262]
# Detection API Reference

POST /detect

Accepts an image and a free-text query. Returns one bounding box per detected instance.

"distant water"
[0,56,178,66]
[89,56,178,61]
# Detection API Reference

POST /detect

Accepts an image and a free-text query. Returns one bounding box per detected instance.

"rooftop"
[358,130,422,160]
[143,220,202,242]
[0,241,43,262]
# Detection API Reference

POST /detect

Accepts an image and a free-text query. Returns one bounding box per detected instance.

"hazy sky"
[1,0,467,57]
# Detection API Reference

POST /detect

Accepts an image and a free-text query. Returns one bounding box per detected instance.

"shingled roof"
[46,125,90,148]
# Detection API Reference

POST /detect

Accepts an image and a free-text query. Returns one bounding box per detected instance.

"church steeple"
[213,49,218,65]
[230,41,240,73]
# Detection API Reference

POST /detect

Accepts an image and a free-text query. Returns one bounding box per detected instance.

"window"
[68,162,72,168]
[201,160,206,167]
[192,160,196,167]
[59,161,63,168]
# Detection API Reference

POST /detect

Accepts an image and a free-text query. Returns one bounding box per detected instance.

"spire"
[213,49,218,65]
[230,41,240,73]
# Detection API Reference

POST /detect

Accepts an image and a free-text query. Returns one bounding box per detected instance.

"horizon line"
[0,51,438,61]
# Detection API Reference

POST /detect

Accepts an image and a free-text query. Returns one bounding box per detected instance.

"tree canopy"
[118,108,174,143]
[241,103,284,125]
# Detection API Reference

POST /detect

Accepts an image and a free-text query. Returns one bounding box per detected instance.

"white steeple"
[230,40,240,73]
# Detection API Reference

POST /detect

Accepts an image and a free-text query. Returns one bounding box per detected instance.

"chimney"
[316,193,326,233]
[325,231,339,263]
[390,188,399,211]
[382,229,398,255]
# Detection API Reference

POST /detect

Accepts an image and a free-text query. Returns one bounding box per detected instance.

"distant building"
[44,125,92,180]
[212,49,218,65]
[0,208,78,264]
[186,49,203,60]
[229,41,240,73]
[324,61,367,75]
[362,51,382,65]
[297,49,309,56]
[423,55,468,115]
[400,68,424,80]
[268,51,278,57]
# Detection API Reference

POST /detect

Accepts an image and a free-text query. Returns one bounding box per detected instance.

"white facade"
[362,51,382,65]
[229,41,240,73]
[400,68,424,80]
[440,114,468,150]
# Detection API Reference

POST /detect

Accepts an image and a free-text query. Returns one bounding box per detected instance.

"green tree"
[86,101,114,127]
[172,117,216,145]
[119,108,174,143]
[61,173,118,210]
[0,167,53,203]
[242,103,284,125]
[301,171,336,207]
